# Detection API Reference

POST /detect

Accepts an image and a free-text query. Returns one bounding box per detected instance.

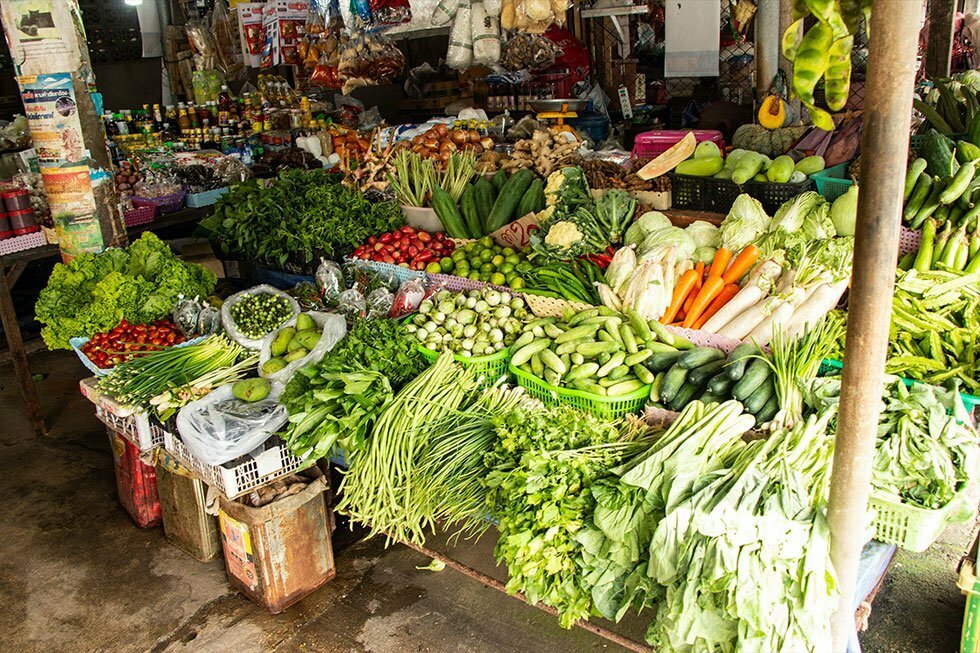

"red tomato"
[367,235,378,245]
[380,233,393,243]
[417,231,432,243]
[382,255,395,264]
[401,225,415,234]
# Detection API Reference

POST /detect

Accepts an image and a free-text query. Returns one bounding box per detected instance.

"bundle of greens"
[806,375,979,509]
[201,169,403,267]
[576,401,755,623]
[482,403,648,628]
[533,167,610,261]
[646,410,839,651]
[35,233,216,349]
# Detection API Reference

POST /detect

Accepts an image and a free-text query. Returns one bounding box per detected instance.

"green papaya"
[767,155,795,183]
[675,156,725,177]
[795,155,826,176]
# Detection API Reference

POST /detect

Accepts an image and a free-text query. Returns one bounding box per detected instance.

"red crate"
[107,429,162,528]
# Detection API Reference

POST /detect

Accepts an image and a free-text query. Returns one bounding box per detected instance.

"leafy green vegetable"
[720,194,770,251]
[201,169,403,268]
[35,233,216,349]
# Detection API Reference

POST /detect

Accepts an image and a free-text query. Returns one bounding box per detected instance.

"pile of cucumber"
[434,169,545,239]
[507,306,693,398]
[649,343,778,424]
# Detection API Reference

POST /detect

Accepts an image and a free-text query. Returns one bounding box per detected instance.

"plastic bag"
[391,277,426,317]
[316,259,345,304]
[258,312,347,385]
[338,288,367,321]
[366,287,394,319]
[471,1,501,65]
[500,34,559,71]
[176,384,288,466]
[220,284,301,349]
[371,0,412,26]
[338,27,406,95]
[431,0,460,26]
[447,0,474,69]
[213,0,246,79]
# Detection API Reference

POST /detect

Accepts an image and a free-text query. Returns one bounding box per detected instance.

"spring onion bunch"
[98,335,244,406]
[149,354,258,421]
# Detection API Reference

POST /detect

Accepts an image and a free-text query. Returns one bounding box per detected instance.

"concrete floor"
[0,349,974,653]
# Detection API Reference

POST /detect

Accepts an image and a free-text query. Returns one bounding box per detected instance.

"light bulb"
[124,0,143,6]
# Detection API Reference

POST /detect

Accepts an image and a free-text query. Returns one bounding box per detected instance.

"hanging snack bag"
[337,26,406,94]
[371,0,412,26]
[447,0,474,69]
[471,1,501,65]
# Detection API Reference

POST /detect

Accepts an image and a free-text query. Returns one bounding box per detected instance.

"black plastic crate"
[668,173,741,213]
[743,178,815,214]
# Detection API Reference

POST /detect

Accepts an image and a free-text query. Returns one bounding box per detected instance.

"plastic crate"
[811,163,854,202]
[632,129,725,159]
[523,293,593,318]
[870,483,973,552]
[344,257,426,285]
[510,363,649,419]
[162,430,310,500]
[95,405,167,451]
[0,230,46,255]
[819,358,979,412]
[744,178,816,214]
[186,186,229,208]
[70,335,208,377]
[123,205,156,227]
[131,189,187,215]
[417,343,510,386]
[899,225,923,255]
[668,173,741,213]
[958,528,980,652]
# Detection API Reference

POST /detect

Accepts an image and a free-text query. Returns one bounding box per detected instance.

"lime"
[479,249,493,263]
[502,247,516,257]
[499,262,515,276]
[439,257,454,272]
[508,276,525,290]
[490,272,506,285]
[468,270,481,280]
[479,272,491,282]
[480,262,495,274]
[451,249,467,262]
[464,241,476,253]
[491,254,505,267]
[479,236,494,248]
[426,261,442,274]
[504,254,521,265]
[455,262,470,275]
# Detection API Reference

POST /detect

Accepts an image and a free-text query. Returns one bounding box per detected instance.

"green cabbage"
[624,211,672,248]
[720,194,770,251]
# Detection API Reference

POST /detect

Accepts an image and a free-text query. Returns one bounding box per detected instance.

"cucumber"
[678,347,725,369]
[543,323,565,339]
[540,348,567,375]
[430,186,469,238]
[647,319,675,345]
[755,395,780,424]
[603,326,625,347]
[512,331,535,349]
[516,178,545,217]
[627,310,652,342]
[699,390,725,404]
[556,340,585,356]
[490,169,508,192]
[512,339,551,366]
[744,379,775,414]
[608,365,631,381]
[649,371,666,403]
[568,308,599,326]
[732,359,772,401]
[576,381,607,396]
[659,365,688,403]
[644,342,679,354]
[487,168,534,232]
[544,369,561,386]
[688,359,726,386]
[565,362,599,382]
[530,353,544,378]
[607,379,645,396]
[620,325,639,354]
[560,353,571,371]
[556,324,599,343]
[460,185,483,238]
[646,350,683,372]
[597,352,627,377]
[578,341,621,357]
[707,371,736,395]
[725,343,759,381]
[571,352,584,366]
[624,349,653,366]
[668,382,700,411]
[473,177,497,228]
[633,364,654,384]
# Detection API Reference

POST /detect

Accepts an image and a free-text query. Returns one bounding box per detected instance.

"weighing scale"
[528,99,587,140]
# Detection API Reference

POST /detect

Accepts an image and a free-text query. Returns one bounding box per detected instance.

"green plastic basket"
[416,343,510,386]
[811,163,853,202]
[509,363,650,419]
[819,358,979,412]
[958,529,980,652]
[870,483,973,552]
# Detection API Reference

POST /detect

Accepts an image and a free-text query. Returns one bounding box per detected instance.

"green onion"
[387,150,436,208]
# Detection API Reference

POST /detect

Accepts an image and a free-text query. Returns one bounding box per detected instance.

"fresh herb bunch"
[482,403,637,628]
[229,292,293,340]
[35,232,216,349]
[201,169,403,267]
[317,318,425,386]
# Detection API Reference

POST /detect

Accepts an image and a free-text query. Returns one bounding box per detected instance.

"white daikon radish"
[719,296,782,340]
[781,278,850,341]
[744,300,795,346]
[701,284,765,333]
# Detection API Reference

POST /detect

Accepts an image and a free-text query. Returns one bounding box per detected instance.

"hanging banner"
[0,0,82,75]
[18,73,86,164]
[39,165,104,255]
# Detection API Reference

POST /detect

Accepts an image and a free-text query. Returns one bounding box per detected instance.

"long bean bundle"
[98,335,244,406]
[337,352,479,544]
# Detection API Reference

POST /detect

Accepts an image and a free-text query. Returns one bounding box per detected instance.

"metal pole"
[827,1,922,651]
[755,0,780,98]
[926,0,957,78]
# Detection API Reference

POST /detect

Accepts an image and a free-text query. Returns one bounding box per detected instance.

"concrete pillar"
[755,0,781,98]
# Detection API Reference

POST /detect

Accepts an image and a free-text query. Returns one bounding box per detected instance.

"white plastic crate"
[94,406,165,451]
[162,430,308,500]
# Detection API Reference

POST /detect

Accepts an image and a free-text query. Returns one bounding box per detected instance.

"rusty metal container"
[217,470,334,613]
[156,455,222,562]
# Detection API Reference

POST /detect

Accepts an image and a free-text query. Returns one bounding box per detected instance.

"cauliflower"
[544,221,584,248]
[544,170,565,205]
[536,204,555,222]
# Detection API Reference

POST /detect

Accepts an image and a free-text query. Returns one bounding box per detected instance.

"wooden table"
[0,206,213,437]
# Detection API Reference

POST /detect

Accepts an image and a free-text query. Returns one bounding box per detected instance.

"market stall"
[3,0,978,650]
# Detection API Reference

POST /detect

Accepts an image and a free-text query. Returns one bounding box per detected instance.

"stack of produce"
[35,232,216,350]
[404,288,532,358]
[914,71,980,137]
[903,133,980,231]
[671,140,825,184]
[905,217,980,274]
[441,168,541,239]
[508,306,692,398]
[499,129,580,177]
[80,319,187,369]
[445,237,532,287]
[260,313,328,374]
[227,291,295,341]
[350,225,456,271]
[521,257,605,305]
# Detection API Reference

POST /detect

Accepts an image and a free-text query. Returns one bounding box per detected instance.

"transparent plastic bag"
[366,287,394,319]
[338,288,367,321]
[316,259,345,304]
[173,297,202,336]
[220,284,301,349]
[338,26,406,95]
[213,0,246,79]
[391,277,426,317]
[176,384,288,466]
[258,312,347,385]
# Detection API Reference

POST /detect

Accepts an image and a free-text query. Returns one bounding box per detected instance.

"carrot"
[683,273,726,328]
[722,244,760,284]
[709,247,732,279]
[693,283,740,329]
[682,275,702,314]
[661,269,699,324]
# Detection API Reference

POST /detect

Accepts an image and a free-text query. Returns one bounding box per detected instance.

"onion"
[439,140,457,152]
[425,128,439,139]
[424,138,440,149]
[434,123,448,136]
[450,129,468,145]
[468,130,481,143]
[412,135,425,146]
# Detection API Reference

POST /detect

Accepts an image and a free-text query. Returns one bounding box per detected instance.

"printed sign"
[492,212,540,249]
[1,0,81,75]
[40,164,104,255]
[19,73,85,165]
[219,511,258,590]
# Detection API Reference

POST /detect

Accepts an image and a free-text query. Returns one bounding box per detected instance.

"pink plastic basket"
[131,189,187,215]
[632,130,725,159]
[0,230,46,256]
[124,205,156,227]
[899,226,922,255]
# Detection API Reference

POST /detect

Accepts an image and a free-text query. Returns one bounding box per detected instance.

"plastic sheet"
[258,312,347,385]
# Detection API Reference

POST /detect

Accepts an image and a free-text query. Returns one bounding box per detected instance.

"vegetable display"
[350,225,456,270]
[35,233,217,350]
[447,237,532,287]
[406,288,531,357]
[80,319,187,369]
[228,292,294,340]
